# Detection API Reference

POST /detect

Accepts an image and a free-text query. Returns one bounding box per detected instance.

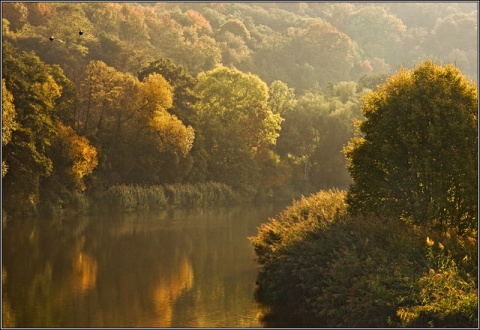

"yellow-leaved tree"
[76,61,194,187]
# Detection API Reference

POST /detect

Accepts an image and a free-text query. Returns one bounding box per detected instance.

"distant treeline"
[2,2,478,216]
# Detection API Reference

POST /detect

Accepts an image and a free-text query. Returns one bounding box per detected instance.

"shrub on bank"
[39,190,91,218]
[397,228,478,327]
[250,190,478,327]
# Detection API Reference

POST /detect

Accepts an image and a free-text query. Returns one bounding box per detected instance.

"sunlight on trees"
[345,60,478,232]
[2,80,17,177]
[2,1,478,219]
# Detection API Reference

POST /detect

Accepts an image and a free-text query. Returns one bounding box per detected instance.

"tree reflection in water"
[153,255,194,327]
[1,203,290,327]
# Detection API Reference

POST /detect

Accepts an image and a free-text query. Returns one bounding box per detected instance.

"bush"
[250,189,477,327]
[65,191,90,214]
[397,229,478,327]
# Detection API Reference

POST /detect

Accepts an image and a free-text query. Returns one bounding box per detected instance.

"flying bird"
[49,36,65,43]
[49,29,83,43]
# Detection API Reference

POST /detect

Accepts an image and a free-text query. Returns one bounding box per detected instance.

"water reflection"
[73,251,98,295]
[2,268,16,328]
[2,203,289,327]
[152,255,194,327]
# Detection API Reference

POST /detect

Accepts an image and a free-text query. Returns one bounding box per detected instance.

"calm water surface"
[2,203,290,328]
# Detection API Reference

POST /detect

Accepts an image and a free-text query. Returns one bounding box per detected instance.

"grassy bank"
[250,190,478,327]
[95,182,242,212]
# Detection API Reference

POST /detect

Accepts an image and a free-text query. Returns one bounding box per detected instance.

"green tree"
[431,11,478,54]
[117,4,150,45]
[176,33,221,75]
[144,10,184,59]
[345,60,478,232]
[24,2,57,27]
[217,18,251,40]
[356,73,389,92]
[32,3,97,81]
[2,42,60,215]
[138,58,198,124]
[275,91,325,192]
[268,80,296,116]
[142,8,221,76]
[2,79,18,177]
[318,3,356,32]
[79,2,156,74]
[276,87,357,193]
[422,11,479,82]
[217,31,252,69]
[193,65,282,194]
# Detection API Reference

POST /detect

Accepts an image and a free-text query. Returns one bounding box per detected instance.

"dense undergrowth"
[249,190,478,327]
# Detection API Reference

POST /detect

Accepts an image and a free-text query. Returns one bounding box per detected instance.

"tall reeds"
[97,182,241,212]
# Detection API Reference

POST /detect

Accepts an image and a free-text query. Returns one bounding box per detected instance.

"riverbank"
[249,189,478,327]
[24,182,251,219]
[3,180,304,222]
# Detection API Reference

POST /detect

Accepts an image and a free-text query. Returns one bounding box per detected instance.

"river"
[2,202,292,328]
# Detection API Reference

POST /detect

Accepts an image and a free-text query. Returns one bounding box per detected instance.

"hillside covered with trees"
[2,2,478,217]
[251,60,477,328]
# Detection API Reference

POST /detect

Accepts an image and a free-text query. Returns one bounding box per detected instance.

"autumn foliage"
[2,2,477,216]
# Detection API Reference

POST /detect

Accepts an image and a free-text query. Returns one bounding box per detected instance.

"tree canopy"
[1,2,477,215]
[345,60,478,232]
[193,65,283,194]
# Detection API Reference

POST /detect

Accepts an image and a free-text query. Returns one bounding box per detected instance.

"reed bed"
[98,182,240,212]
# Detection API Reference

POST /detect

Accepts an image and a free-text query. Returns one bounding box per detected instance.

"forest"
[2,2,477,217]
[2,2,478,327]
[250,59,477,327]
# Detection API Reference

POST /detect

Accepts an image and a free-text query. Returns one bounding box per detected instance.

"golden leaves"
[55,122,98,190]
[2,79,18,154]
[149,110,194,158]
[426,236,435,247]
[141,73,173,111]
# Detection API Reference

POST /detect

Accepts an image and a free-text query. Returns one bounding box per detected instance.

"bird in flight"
[49,30,84,42]
[49,36,65,43]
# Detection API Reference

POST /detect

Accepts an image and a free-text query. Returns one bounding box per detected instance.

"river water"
[2,202,291,328]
